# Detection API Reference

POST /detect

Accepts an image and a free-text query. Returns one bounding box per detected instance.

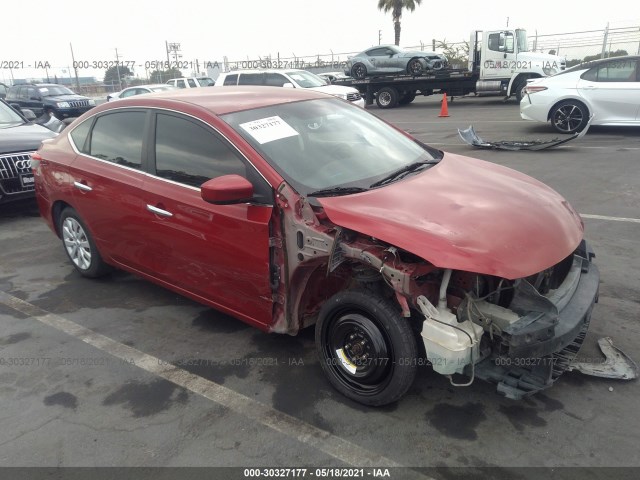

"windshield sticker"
[239,116,299,144]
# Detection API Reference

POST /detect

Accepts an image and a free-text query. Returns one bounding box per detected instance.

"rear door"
[67,109,152,271]
[141,111,274,327]
[578,58,640,123]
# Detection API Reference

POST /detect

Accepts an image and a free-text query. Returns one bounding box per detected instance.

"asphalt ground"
[0,95,639,477]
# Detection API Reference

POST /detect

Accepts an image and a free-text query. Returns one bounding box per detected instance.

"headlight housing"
[543,67,558,76]
[56,102,70,108]
[88,99,96,106]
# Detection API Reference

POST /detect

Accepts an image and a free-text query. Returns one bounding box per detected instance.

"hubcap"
[325,312,393,392]
[378,92,391,106]
[554,105,584,132]
[62,217,92,270]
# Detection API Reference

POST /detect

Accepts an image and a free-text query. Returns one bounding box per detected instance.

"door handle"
[146,204,173,217]
[73,181,92,192]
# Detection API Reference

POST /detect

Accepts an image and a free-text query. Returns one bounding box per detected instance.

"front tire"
[407,58,424,76]
[399,92,416,105]
[59,208,111,278]
[315,290,418,406]
[550,100,589,134]
[514,80,527,103]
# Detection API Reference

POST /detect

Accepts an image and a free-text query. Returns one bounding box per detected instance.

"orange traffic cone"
[439,93,450,117]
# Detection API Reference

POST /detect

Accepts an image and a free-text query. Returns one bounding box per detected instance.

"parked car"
[166,77,215,89]
[0,82,8,100]
[0,99,57,204]
[215,69,364,107]
[520,55,640,133]
[33,87,599,406]
[107,84,177,101]
[345,45,448,79]
[318,71,350,83]
[5,83,95,119]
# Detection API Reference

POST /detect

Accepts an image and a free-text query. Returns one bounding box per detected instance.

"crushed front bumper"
[473,241,600,399]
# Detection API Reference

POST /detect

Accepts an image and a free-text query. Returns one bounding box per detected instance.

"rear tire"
[550,100,589,134]
[59,208,111,278]
[375,87,399,109]
[351,63,367,80]
[399,92,416,105]
[514,80,527,102]
[315,290,417,406]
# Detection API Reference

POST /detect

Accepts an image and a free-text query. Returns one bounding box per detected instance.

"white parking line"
[581,214,640,224]
[0,291,413,470]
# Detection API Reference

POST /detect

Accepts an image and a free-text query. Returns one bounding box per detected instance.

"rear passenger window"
[238,74,264,86]
[177,80,186,88]
[89,112,145,169]
[187,78,197,87]
[223,74,238,86]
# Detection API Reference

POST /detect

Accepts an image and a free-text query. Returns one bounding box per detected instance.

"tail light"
[524,85,548,94]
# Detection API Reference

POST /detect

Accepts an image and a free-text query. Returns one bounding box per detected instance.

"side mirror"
[282,82,295,88]
[22,109,37,120]
[201,175,254,205]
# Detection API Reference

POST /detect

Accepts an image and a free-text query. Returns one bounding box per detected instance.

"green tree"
[149,68,182,84]
[377,0,422,46]
[104,65,132,88]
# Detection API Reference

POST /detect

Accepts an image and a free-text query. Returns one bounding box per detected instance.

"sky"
[2,0,639,82]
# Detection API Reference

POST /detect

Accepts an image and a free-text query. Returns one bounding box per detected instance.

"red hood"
[317,153,584,279]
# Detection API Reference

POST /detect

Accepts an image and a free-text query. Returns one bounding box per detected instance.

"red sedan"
[32,87,599,405]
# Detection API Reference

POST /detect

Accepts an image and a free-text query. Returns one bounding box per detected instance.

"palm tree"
[377,0,422,46]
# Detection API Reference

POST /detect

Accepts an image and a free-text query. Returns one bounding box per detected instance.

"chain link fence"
[4,24,639,96]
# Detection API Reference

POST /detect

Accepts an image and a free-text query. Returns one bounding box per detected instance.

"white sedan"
[520,55,640,133]
[107,84,176,102]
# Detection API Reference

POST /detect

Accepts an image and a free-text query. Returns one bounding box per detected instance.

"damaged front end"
[270,181,601,400]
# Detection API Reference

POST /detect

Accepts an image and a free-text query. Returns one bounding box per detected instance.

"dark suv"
[5,83,95,119]
[0,99,58,204]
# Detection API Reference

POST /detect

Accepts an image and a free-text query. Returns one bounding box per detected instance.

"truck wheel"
[59,208,111,278]
[399,92,416,105]
[407,59,424,76]
[351,63,367,80]
[375,87,399,109]
[550,100,590,134]
[514,80,528,102]
[315,290,418,406]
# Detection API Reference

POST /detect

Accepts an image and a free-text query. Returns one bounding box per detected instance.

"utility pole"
[115,48,123,90]
[601,23,609,58]
[379,30,382,45]
[70,43,81,91]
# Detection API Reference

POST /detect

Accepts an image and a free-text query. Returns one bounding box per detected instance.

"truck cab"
[471,29,566,101]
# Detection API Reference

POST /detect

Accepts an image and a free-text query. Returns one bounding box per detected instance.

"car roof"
[561,55,640,74]
[90,86,328,116]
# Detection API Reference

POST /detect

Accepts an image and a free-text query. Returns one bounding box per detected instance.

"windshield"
[196,77,215,86]
[516,29,528,53]
[39,86,75,96]
[0,100,25,127]
[150,85,175,92]
[222,98,440,195]
[285,71,328,88]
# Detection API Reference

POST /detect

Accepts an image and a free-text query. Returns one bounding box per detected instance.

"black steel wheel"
[315,290,417,406]
[407,58,424,76]
[550,100,589,134]
[351,63,367,80]
[375,87,399,109]
[59,207,111,278]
